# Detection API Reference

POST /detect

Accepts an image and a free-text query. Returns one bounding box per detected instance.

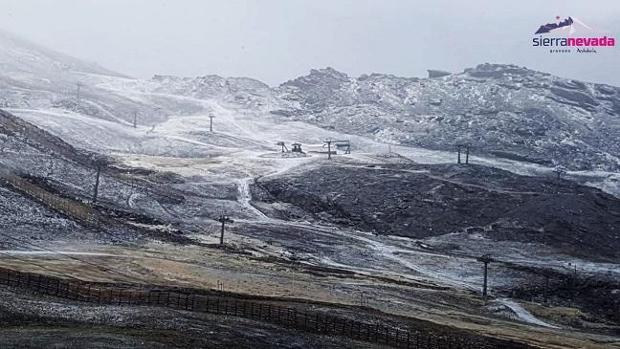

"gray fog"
[0,0,618,86]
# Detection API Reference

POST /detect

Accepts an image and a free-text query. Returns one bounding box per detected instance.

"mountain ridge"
[272,63,620,171]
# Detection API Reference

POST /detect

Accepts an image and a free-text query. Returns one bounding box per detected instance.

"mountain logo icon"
[534,17,574,34]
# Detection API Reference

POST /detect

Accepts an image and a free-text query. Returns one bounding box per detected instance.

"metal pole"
[483,261,488,298]
[465,146,470,164]
[327,141,332,160]
[93,165,101,203]
[220,218,225,245]
[218,215,233,245]
[545,275,550,303]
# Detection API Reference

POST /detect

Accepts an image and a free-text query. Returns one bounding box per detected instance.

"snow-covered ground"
[496,298,559,328]
[4,70,617,296]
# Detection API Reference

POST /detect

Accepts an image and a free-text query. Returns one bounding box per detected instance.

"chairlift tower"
[276,141,289,153]
[209,114,215,132]
[323,139,333,160]
[477,254,493,299]
[465,145,470,164]
[456,144,470,164]
[217,215,234,245]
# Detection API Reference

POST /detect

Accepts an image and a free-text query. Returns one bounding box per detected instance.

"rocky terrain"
[253,162,620,260]
[274,64,620,171]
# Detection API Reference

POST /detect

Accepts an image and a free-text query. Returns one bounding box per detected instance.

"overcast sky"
[0,0,618,86]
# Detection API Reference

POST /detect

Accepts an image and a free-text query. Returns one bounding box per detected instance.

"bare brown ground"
[0,242,618,349]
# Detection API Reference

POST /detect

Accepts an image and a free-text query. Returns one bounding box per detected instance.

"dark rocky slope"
[254,163,620,260]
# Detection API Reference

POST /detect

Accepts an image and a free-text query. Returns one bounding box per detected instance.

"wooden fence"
[0,173,98,224]
[0,267,532,349]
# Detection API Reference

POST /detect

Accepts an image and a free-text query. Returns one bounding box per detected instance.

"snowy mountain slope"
[0,28,618,207]
[0,30,183,126]
[275,64,620,172]
[2,28,618,174]
[0,29,122,80]
[88,64,620,176]
[0,108,201,240]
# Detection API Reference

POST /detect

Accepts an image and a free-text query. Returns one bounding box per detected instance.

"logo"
[532,16,615,54]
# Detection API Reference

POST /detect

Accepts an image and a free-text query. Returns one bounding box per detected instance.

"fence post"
[66,282,72,300]
[67,282,73,300]
[328,315,333,335]
[38,275,44,294]
[327,315,332,335]
[36,275,42,294]
[359,322,364,341]
[314,313,319,333]
[348,319,353,338]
